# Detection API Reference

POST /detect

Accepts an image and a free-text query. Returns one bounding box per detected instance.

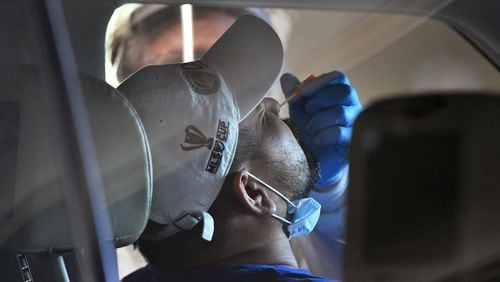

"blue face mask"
[246,172,321,238]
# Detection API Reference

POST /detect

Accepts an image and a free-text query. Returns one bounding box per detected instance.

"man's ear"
[232,171,276,216]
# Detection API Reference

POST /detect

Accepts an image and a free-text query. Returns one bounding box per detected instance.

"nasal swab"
[279,75,316,108]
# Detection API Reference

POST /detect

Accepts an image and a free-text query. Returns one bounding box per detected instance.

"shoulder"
[122,264,159,282]
[266,265,339,281]
[221,264,339,282]
[123,264,339,282]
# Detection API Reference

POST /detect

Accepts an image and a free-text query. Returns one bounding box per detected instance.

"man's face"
[237,98,317,200]
[137,11,236,69]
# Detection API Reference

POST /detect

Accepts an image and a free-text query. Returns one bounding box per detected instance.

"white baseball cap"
[118,15,283,241]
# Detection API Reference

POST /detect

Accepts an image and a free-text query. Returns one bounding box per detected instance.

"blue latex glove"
[280,71,362,188]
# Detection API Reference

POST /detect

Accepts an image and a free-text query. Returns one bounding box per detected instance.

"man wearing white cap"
[117,15,361,281]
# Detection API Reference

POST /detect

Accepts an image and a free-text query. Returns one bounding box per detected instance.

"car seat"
[0,64,152,281]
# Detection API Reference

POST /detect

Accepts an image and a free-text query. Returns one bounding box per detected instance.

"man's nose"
[262,98,280,116]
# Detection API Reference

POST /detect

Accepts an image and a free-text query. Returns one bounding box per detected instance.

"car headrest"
[0,64,152,252]
[345,93,500,282]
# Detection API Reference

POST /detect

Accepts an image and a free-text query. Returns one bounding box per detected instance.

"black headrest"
[345,93,500,281]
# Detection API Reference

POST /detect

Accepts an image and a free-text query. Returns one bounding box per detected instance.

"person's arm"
[281,71,361,276]
[281,71,361,214]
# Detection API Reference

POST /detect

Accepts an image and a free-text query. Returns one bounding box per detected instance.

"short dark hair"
[135,220,193,267]
[136,121,318,265]
[231,123,318,201]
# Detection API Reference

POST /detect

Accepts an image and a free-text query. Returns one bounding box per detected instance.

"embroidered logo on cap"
[180,121,230,174]
[180,125,214,151]
[182,70,220,95]
[205,120,229,174]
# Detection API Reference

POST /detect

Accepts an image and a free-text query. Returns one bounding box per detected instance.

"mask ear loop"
[271,213,292,225]
[245,172,297,215]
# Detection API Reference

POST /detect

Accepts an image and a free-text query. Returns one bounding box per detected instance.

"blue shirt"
[123,264,339,282]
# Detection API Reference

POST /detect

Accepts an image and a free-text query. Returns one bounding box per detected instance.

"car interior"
[0,0,499,281]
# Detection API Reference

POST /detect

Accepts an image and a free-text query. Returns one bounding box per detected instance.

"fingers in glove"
[280,73,300,98]
[304,84,360,113]
[306,105,361,134]
[313,126,352,147]
[299,71,348,98]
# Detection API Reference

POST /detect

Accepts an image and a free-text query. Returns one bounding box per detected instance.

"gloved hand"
[280,71,362,189]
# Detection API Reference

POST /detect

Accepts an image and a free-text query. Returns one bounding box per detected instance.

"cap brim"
[200,15,283,121]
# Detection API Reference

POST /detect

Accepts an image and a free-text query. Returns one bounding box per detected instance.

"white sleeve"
[311,167,348,214]
[291,168,349,279]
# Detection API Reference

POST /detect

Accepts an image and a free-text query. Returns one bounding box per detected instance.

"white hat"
[118,15,283,240]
